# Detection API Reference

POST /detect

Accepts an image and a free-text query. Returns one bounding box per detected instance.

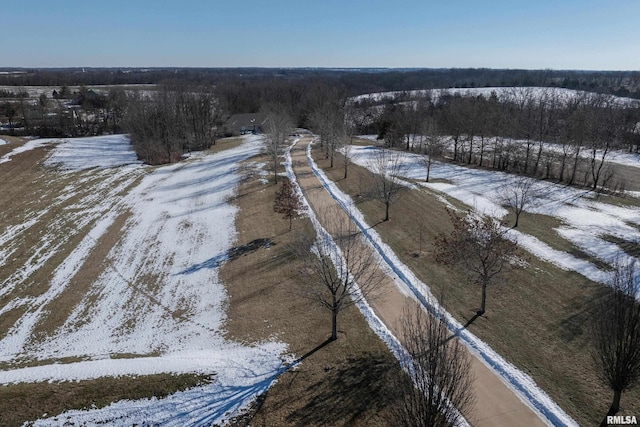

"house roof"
[224,113,268,130]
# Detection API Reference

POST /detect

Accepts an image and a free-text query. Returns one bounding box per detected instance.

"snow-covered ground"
[44,134,143,170]
[0,138,7,145]
[0,135,290,426]
[0,138,52,164]
[0,84,156,99]
[351,86,640,108]
[0,134,142,169]
[357,134,640,171]
[348,145,640,297]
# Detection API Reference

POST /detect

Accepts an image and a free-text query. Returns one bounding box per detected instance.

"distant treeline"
[1,67,639,100]
[360,88,640,191]
[2,68,639,178]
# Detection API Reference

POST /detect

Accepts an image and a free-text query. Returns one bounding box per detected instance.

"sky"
[2,0,639,70]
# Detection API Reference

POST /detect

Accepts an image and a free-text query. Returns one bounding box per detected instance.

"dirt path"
[290,136,547,427]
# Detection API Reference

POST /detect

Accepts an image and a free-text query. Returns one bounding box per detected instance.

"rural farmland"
[0,63,640,426]
[1,97,640,424]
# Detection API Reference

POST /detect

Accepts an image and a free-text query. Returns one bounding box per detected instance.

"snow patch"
[44,134,142,170]
[3,134,289,426]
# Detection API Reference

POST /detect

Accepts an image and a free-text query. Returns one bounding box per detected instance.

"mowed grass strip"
[0,145,97,343]
[316,149,640,426]
[30,211,132,340]
[0,135,26,157]
[220,151,405,426]
[0,145,145,352]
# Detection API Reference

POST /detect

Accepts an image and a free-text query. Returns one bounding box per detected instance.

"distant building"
[223,113,268,136]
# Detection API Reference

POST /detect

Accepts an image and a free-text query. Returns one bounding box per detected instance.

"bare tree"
[123,89,180,164]
[124,84,217,164]
[586,96,619,191]
[297,206,382,341]
[264,104,294,184]
[439,92,465,162]
[435,210,519,315]
[16,87,31,131]
[394,305,474,427]
[106,87,127,134]
[309,102,332,158]
[309,97,348,169]
[183,86,219,151]
[507,87,537,174]
[342,102,361,179]
[498,176,541,228]
[531,89,558,176]
[591,260,640,420]
[421,119,445,182]
[369,148,407,221]
[328,115,348,170]
[565,93,590,186]
[274,179,305,231]
[342,143,352,179]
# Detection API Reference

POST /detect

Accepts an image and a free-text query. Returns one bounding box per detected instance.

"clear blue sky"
[2,0,639,70]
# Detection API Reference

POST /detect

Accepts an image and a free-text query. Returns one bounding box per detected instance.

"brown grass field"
[0,138,215,426]
[0,137,406,426]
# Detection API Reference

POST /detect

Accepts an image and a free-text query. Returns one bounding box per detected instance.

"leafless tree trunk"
[588,143,613,191]
[107,87,127,134]
[309,89,349,169]
[568,144,583,186]
[498,176,541,228]
[342,105,359,179]
[565,93,592,186]
[591,260,640,422]
[421,120,445,183]
[439,93,463,162]
[506,87,536,174]
[264,104,294,184]
[435,210,519,315]
[17,88,31,131]
[557,135,574,183]
[184,87,219,151]
[296,206,383,341]
[369,148,407,221]
[342,143,352,179]
[393,305,475,427]
[532,89,558,177]
[586,98,619,191]
[491,136,503,170]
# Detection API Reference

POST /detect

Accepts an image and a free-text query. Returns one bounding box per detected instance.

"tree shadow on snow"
[157,368,285,427]
[175,238,274,275]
